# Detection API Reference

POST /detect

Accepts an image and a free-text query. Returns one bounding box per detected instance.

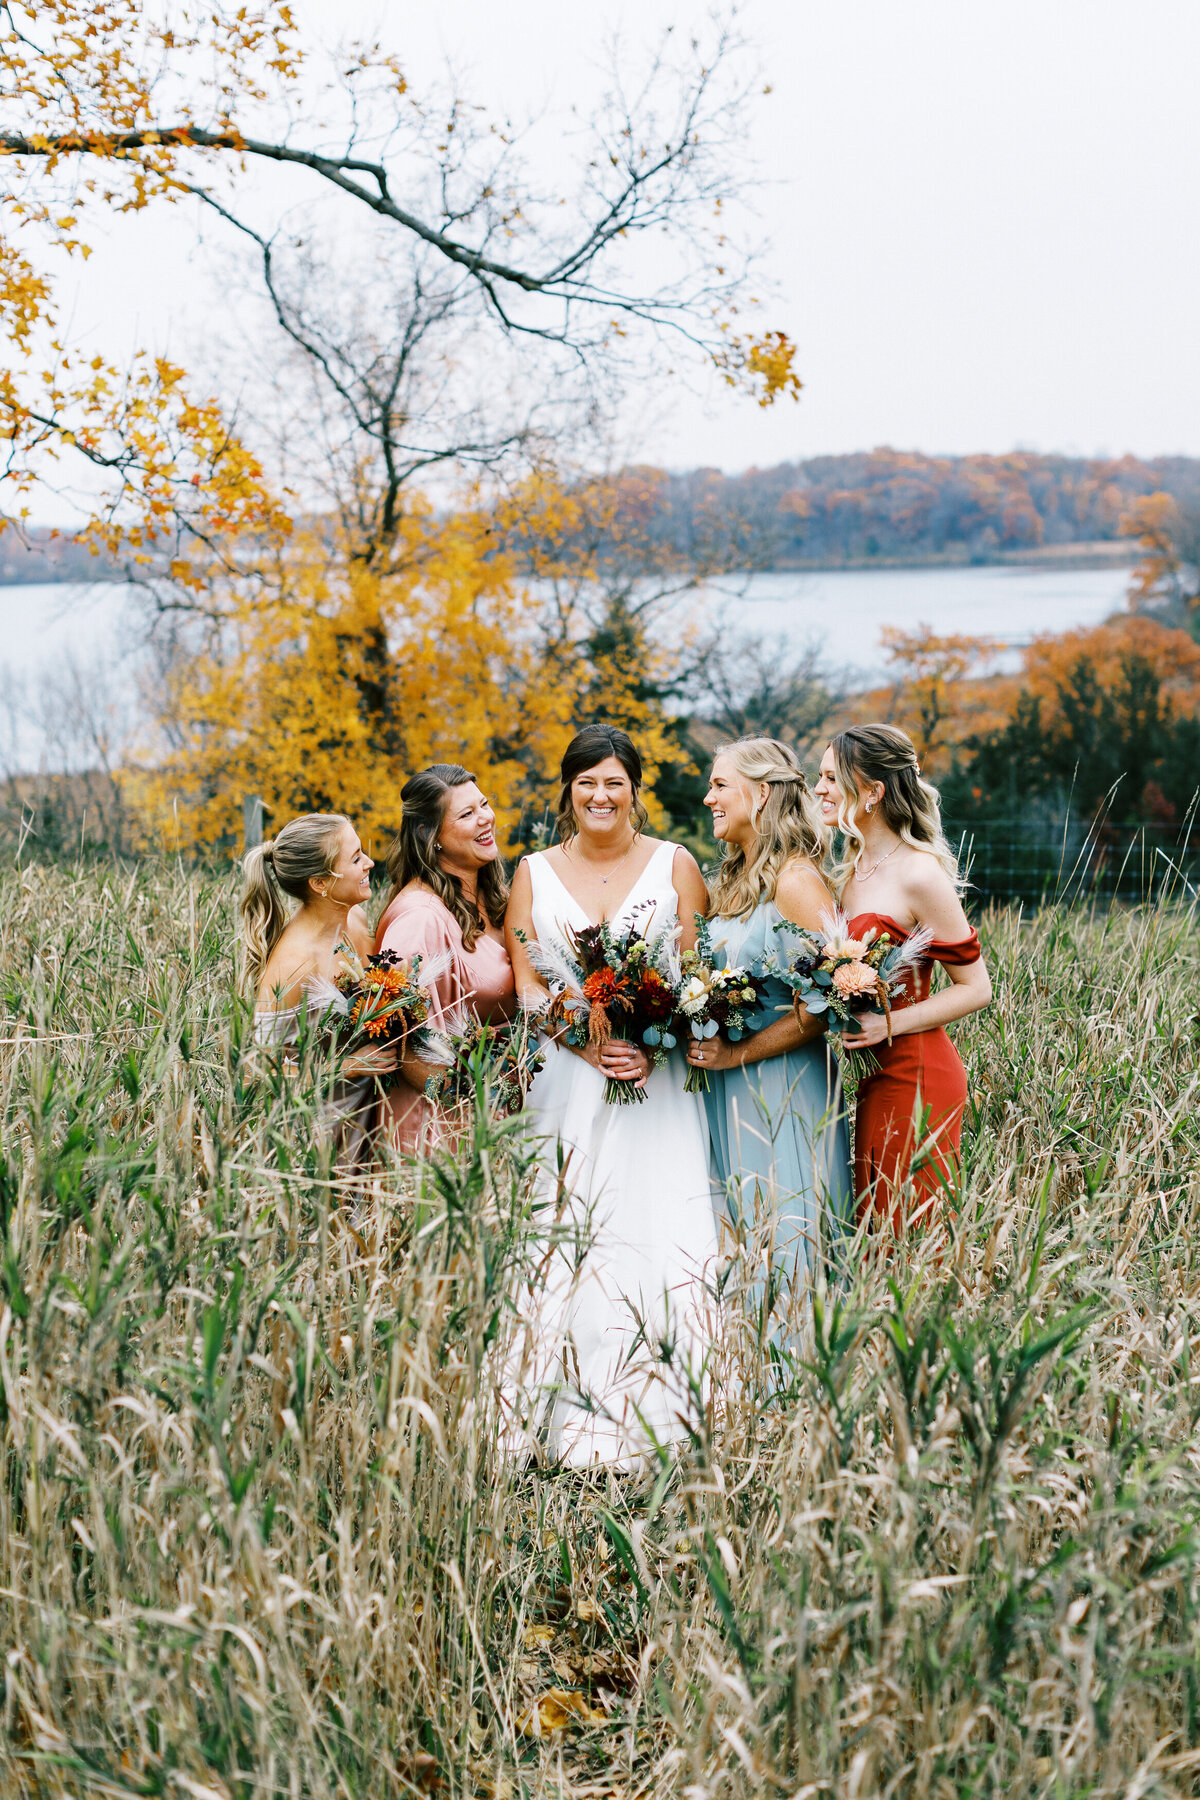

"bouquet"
[770,911,932,1046]
[676,915,774,1092]
[427,1015,546,1116]
[308,946,453,1085]
[522,907,682,1104]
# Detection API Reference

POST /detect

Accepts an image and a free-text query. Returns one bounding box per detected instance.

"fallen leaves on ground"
[516,1688,610,1737]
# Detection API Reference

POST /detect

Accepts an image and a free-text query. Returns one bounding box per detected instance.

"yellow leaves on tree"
[0,3,300,549]
[714,330,803,408]
[133,496,685,853]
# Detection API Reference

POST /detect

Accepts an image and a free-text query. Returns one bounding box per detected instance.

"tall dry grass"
[0,859,1197,1798]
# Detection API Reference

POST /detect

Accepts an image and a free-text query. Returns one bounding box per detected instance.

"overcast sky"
[48,0,1200,481]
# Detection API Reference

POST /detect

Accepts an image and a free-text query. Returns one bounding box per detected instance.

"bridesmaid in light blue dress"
[687,739,853,1307]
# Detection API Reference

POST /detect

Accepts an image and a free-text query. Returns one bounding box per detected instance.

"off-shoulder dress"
[845,911,982,1230]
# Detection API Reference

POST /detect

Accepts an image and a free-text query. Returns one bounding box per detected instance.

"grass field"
[0,859,1198,1799]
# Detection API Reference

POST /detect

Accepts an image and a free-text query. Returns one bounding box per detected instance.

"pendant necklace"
[570,832,637,886]
[857,840,902,882]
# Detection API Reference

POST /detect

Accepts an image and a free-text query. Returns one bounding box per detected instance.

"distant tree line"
[554,451,1200,571]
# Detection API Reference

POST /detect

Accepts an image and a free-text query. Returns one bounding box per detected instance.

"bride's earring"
[865,801,875,815]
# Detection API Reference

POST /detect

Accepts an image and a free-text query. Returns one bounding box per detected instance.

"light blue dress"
[703,899,854,1297]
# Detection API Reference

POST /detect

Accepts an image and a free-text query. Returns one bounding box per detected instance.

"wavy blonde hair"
[238,813,348,994]
[828,723,961,893]
[707,738,829,920]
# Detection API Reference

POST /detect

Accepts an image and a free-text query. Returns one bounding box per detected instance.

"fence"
[948,816,1200,907]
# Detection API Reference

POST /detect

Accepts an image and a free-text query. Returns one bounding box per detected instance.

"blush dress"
[845,911,982,1230]
[374,886,516,1153]
[704,899,853,1290]
[505,840,717,1468]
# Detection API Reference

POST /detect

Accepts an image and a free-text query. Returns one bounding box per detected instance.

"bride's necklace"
[568,831,638,887]
[856,838,902,881]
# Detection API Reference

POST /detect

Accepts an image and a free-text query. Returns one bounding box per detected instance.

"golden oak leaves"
[130,490,685,851]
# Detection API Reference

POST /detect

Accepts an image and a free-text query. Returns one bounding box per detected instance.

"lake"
[0,563,1135,765]
[690,562,1135,677]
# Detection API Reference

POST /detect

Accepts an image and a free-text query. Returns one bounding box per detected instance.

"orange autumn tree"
[1121,492,1200,630]
[840,625,1011,775]
[876,625,1009,767]
[942,615,1200,824]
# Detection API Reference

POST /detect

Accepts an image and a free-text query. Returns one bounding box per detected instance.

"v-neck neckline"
[539,840,668,930]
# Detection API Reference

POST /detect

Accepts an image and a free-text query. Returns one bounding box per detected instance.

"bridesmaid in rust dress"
[813,725,992,1232]
[374,764,516,1152]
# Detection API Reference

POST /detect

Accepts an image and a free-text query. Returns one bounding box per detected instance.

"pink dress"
[373,886,516,1152]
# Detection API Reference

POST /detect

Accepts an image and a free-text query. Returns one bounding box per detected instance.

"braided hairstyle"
[828,724,961,893]
[707,737,828,919]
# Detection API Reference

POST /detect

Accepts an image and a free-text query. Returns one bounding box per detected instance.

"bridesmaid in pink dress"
[374,764,516,1152]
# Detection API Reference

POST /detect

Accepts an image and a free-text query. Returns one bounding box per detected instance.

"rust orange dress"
[845,912,982,1231]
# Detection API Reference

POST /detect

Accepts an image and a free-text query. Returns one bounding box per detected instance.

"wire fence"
[948,816,1200,907]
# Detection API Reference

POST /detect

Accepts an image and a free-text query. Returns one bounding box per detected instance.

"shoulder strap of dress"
[524,849,550,897]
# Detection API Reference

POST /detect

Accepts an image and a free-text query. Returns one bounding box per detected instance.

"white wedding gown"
[505,840,718,1468]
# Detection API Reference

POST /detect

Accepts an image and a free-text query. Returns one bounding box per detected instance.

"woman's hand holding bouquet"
[427,1015,546,1117]
[521,907,682,1104]
[771,911,932,1049]
[309,946,454,1085]
[676,916,773,1092]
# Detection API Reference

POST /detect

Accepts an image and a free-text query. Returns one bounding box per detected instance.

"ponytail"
[237,813,349,996]
[239,841,289,994]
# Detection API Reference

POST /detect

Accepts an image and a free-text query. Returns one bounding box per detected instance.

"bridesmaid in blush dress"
[374,765,515,1153]
[813,725,992,1233]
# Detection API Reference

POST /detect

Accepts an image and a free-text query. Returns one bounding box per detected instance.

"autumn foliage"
[131,487,689,853]
[0,1,812,848]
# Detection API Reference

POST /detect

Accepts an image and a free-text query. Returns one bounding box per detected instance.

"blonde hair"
[708,737,829,920]
[238,813,349,994]
[828,724,961,893]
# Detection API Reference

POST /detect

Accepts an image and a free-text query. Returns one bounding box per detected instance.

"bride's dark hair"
[555,724,649,842]
[384,764,508,951]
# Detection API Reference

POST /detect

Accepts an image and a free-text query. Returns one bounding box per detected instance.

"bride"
[504,724,717,1467]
